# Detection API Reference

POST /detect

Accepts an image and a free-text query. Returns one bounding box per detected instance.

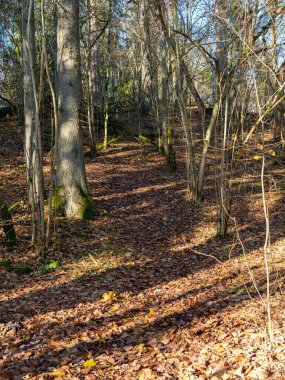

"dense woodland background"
[0,0,285,379]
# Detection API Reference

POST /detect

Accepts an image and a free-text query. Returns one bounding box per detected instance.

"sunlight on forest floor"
[0,123,285,379]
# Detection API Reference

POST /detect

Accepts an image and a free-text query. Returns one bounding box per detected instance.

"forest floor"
[0,119,285,380]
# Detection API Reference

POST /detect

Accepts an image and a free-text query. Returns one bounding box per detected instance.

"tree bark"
[56,0,94,219]
[86,0,100,156]
[0,197,16,245]
[22,0,45,245]
[89,0,101,109]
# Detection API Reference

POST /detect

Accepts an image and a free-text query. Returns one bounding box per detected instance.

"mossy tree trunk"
[56,0,94,219]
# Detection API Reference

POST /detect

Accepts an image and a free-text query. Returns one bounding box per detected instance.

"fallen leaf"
[248,367,267,379]
[83,359,97,367]
[110,304,120,312]
[269,150,276,157]
[138,368,153,379]
[137,343,147,353]
[233,367,244,378]
[213,344,226,354]
[102,291,116,302]
[46,371,65,377]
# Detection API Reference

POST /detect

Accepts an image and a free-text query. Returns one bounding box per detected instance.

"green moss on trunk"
[76,191,96,220]
[51,186,65,215]
[52,186,96,220]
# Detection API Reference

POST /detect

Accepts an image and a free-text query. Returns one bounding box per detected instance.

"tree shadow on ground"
[1,141,284,317]
[1,141,284,377]
[2,256,283,377]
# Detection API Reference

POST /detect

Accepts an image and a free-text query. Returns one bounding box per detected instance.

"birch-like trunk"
[103,0,112,150]
[22,0,45,246]
[156,1,199,197]
[89,0,101,110]
[57,0,94,219]
[86,0,100,155]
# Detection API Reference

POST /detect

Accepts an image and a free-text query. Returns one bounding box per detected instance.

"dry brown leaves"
[0,122,285,379]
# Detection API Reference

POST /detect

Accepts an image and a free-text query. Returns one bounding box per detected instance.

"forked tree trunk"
[56,0,94,219]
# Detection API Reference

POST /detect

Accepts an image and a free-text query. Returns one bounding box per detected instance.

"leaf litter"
[0,122,285,379]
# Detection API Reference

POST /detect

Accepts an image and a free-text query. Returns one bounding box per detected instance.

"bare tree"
[56,0,94,219]
[22,0,45,248]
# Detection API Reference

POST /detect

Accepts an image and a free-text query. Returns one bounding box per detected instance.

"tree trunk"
[103,0,112,150]
[177,97,197,199]
[22,0,45,246]
[155,1,205,116]
[89,0,101,110]
[86,0,100,156]
[142,0,161,149]
[160,55,176,171]
[0,197,16,245]
[197,100,220,200]
[56,0,94,219]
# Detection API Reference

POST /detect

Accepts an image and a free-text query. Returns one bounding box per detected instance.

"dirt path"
[0,136,285,379]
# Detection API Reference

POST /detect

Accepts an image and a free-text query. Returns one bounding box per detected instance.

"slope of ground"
[0,121,285,379]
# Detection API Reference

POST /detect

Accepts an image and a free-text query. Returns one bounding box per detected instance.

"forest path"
[1,136,285,379]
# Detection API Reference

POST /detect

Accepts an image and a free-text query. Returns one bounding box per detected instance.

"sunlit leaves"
[269,150,276,157]
[137,343,147,353]
[83,358,97,367]
[102,291,116,302]
[110,304,120,312]
[46,371,65,377]
[138,368,153,379]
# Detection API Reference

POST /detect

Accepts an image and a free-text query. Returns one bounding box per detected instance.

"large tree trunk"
[56,0,94,219]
